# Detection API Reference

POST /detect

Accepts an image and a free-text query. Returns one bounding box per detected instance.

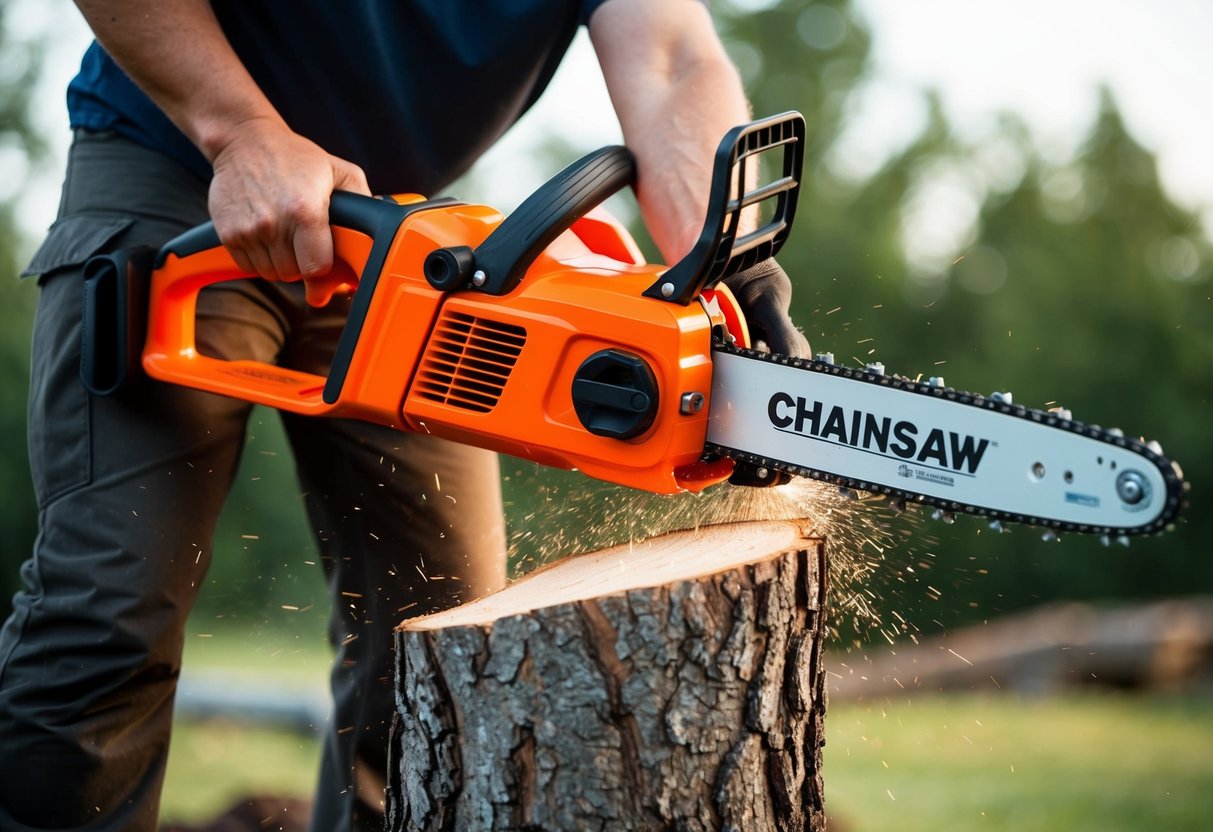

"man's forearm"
[73,0,284,161]
[590,0,751,264]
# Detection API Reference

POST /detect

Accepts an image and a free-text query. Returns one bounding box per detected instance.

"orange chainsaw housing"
[143,199,745,494]
[143,113,807,494]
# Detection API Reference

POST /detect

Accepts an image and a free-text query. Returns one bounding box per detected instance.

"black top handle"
[424,145,636,296]
[644,111,805,305]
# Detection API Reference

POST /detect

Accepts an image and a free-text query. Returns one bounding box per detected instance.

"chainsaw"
[81,112,1185,538]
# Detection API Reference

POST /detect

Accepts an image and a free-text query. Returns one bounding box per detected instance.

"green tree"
[0,5,48,615]
[913,90,1212,624]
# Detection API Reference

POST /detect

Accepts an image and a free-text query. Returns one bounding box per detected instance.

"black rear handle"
[155,190,411,267]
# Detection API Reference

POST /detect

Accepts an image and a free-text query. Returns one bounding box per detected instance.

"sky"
[8,0,1213,246]
[851,0,1213,228]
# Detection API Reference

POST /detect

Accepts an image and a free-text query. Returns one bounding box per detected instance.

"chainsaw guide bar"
[705,342,1186,538]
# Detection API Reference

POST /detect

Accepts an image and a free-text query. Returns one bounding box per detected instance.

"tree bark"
[387,520,828,831]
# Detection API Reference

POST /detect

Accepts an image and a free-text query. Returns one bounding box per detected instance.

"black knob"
[424,246,475,291]
[571,350,659,440]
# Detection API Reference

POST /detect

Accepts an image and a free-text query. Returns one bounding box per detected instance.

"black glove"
[722,259,811,358]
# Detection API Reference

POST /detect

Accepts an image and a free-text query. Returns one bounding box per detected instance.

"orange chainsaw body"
[141,113,805,494]
[144,200,743,493]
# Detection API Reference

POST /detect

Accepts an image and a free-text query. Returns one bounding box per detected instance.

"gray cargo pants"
[0,131,507,831]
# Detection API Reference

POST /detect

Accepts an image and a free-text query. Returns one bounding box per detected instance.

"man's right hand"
[207,117,371,307]
[73,1,371,307]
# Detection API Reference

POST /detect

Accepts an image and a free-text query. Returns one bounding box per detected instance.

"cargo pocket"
[21,215,134,282]
[24,215,134,506]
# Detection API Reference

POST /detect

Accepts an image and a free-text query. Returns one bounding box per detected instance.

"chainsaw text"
[767,393,991,474]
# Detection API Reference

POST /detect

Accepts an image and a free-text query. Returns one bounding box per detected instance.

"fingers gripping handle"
[152,191,402,266]
[143,192,401,414]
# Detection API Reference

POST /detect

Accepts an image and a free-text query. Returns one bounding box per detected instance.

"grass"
[826,693,1213,831]
[161,631,1213,829]
[161,628,328,825]
[162,721,321,822]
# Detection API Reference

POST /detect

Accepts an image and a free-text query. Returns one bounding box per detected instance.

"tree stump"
[387,520,828,831]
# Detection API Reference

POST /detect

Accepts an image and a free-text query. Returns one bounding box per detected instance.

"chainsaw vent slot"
[415,312,526,412]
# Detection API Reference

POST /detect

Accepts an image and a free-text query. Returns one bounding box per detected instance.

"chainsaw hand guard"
[644,111,805,305]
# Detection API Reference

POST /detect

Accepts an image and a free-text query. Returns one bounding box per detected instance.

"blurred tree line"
[0,4,46,619]
[713,0,1211,640]
[1,0,1209,643]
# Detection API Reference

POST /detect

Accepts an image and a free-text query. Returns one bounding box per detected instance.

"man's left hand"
[722,259,811,358]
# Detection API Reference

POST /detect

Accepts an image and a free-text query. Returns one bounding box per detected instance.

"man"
[0,1,807,829]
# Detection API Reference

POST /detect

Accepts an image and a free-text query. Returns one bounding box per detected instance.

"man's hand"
[723,260,811,358]
[74,0,370,307]
[208,117,370,306]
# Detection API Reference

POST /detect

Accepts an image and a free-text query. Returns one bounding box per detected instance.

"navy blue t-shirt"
[68,0,610,194]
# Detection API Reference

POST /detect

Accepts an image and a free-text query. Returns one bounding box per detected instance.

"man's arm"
[73,0,369,305]
[589,0,810,358]
[588,0,751,265]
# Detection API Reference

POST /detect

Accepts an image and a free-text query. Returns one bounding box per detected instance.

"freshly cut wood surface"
[400,519,812,632]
